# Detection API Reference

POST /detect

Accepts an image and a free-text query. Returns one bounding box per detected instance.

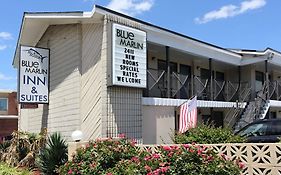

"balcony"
[268,80,281,100]
[144,68,251,102]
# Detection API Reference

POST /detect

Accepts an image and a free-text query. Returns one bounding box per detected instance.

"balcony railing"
[145,68,167,98]
[268,80,281,100]
[144,68,251,102]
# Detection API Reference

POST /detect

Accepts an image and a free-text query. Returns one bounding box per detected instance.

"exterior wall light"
[71,130,83,142]
[268,53,274,60]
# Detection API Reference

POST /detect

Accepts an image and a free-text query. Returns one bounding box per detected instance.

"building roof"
[12,5,281,67]
[230,47,281,56]
[95,5,241,57]
[0,90,16,93]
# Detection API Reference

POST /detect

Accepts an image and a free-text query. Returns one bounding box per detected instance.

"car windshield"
[237,123,268,137]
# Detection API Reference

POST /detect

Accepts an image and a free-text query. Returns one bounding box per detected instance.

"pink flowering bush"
[58,137,138,174]
[58,137,242,175]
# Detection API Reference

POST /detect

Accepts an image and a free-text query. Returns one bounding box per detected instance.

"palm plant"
[0,140,11,153]
[37,132,68,175]
[0,128,47,168]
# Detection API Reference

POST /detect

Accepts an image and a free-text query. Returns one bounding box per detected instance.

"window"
[0,98,8,111]
[238,123,269,137]
[200,68,210,80]
[215,71,224,81]
[268,121,281,135]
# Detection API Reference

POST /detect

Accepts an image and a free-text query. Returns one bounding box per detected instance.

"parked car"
[235,119,281,143]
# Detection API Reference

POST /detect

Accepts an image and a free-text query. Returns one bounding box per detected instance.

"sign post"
[19,46,49,103]
[112,23,147,88]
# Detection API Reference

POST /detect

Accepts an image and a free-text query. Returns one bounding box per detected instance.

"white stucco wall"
[142,105,175,144]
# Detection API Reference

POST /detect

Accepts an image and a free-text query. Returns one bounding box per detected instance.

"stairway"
[224,87,251,128]
[257,100,270,119]
[233,84,270,132]
[234,100,270,132]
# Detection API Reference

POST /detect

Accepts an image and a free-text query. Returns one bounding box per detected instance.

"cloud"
[106,0,154,16]
[0,73,14,81]
[0,32,13,40]
[195,0,266,24]
[0,45,7,50]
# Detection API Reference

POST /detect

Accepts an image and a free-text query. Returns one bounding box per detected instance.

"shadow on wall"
[34,24,83,135]
[41,104,49,130]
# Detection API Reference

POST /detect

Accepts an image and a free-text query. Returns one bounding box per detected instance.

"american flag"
[179,96,197,133]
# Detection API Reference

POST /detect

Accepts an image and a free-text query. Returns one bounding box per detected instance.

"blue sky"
[0,0,280,90]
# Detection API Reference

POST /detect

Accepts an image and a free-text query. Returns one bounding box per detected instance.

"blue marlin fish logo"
[25,48,47,63]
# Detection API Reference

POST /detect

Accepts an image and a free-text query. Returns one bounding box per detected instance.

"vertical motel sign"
[112,23,147,88]
[19,46,49,103]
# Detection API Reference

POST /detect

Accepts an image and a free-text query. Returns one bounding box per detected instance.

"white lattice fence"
[68,142,281,175]
[140,143,281,175]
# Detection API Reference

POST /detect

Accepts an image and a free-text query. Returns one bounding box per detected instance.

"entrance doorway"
[202,111,224,128]
[255,71,264,93]
[179,64,191,99]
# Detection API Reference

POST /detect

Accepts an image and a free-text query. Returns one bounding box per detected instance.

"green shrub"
[58,137,243,175]
[0,163,31,175]
[174,123,246,144]
[37,132,68,175]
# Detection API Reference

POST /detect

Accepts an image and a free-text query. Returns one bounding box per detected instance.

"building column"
[210,107,214,125]
[238,66,241,84]
[265,60,269,100]
[238,66,241,101]
[191,60,195,97]
[209,58,213,100]
[166,46,170,98]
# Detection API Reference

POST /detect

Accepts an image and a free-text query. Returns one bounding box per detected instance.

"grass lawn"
[0,163,32,175]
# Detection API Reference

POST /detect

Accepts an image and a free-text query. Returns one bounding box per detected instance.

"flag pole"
[178,95,196,107]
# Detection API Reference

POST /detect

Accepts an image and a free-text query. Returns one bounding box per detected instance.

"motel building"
[0,90,18,141]
[12,5,281,144]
